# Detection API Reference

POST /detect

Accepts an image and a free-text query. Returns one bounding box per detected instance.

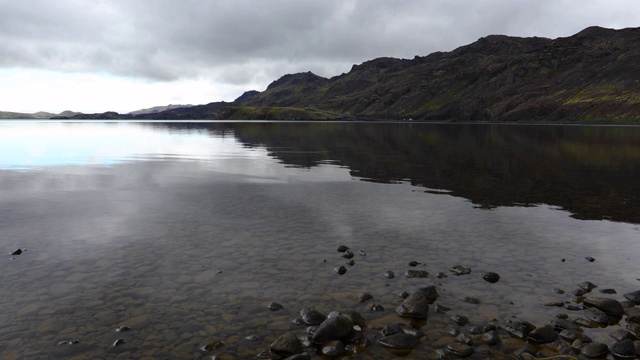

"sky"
[0,0,638,114]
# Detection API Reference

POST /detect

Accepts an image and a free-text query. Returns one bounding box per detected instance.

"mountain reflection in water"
[151,122,640,225]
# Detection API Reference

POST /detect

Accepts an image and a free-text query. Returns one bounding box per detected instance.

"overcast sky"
[0,0,638,114]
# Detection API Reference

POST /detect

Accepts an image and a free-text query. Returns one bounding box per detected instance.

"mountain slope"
[234,26,640,122]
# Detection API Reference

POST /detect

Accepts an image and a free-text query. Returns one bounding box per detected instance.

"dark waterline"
[1,121,639,359]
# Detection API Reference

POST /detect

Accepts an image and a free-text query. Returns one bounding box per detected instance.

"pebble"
[585,256,596,262]
[357,292,373,303]
[311,314,353,344]
[408,261,420,267]
[383,270,395,279]
[578,281,597,291]
[450,314,469,326]
[342,250,354,259]
[112,338,125,347]
[481,272,500,283]
[583,307,609,325]
[299,308,326,326]
[267,302,284,311]
[404,269,429,278]
[10,249,23,255]
[463,296,480,304]
[449,265,471,276]
[335,266,347,275]
[336,245,349,252]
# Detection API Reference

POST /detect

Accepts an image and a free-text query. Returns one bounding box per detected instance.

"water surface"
[1,121,639,359]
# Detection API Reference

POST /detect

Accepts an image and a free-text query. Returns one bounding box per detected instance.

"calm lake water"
[1,121,639,359]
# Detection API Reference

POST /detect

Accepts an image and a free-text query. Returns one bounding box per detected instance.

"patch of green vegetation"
[216,106,344,121]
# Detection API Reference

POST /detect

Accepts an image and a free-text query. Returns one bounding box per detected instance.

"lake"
[1,121,639,359]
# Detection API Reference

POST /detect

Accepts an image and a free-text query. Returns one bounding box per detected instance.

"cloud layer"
[0,0,638,112]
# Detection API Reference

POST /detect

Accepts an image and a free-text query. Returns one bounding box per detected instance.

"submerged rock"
[270,332,303,357]
[623,290,640,304]
[337,245,349,252]
[404,269,429,278]
[383,270,395,279]
[450,314,469,326]
[267,302,284,311]
[527,325,558,343]
[300,308,326,326]
[378,333,420,349]
[357,293,373,303]
[396,291,429,319]
[504,320,536,340]
[583,307,609,325]
[321,340,345,357]
[610,339,635,359]
[449,265,471,276]
[583,297,624,316]
[312,314,353,344]
[581,342,608,358]
[578,281,598,291]
[417,286,440,302]
[445,342,474,357]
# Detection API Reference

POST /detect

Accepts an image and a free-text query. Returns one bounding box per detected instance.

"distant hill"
[228,26,640,122]
[128,104,193,116]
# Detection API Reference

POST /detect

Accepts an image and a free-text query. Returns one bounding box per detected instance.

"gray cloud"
[1,0,638,88]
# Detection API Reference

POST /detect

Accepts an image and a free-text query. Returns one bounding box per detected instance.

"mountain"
[128,104,193,116]
[0,110,80,119]
[225,26,640,122]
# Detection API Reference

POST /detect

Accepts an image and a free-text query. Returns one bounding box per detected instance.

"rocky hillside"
[231,26,640,122]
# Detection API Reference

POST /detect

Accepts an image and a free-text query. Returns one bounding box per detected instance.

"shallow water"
[1,121,639,359]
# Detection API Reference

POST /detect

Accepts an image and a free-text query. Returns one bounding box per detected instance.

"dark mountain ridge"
[4,26,639,122]
[227,26,640,122]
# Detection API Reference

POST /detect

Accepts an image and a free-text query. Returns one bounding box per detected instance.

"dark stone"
[483,330,500,345]
[450,314,469,326]
[268,302,284,311]
[378,333,420,350]
[396,291,429,319]
[357,293,373,303]
[383,270,395,279]
[321,340,345,357]
[456,333,473,345]
[417,286,440,302]
[464,296,480,304]
[339,309,367,327]
[342,250,354,259]
[300,309,326,326]
[382,323,404,336]
[285,353,311,360]
[504,320,536,339]
[200,340,225,352]
[585,256,596,262]
[482,272,500,283]
[469,324,495,334]
[600,288,617,294]
[527,324,558,343]
[370,304,384,311]
[449,265,471,276]
[583,297,624,316]
[583,307,609,325]
[578,281,598,291]
[10,249,22,255]
[335,266,347,275]
[581,342,608,358]
[623,290,640,305]
[312,315,353,344]
[572,288,587,296]
[358,250,366,256]
[399,291,410,299]
[337,245,349,252]
[610,339,635,359]
[436,272,447,279]
[408,261,420,267]
[115,326,130,332]
[270,332,303,357]
[554,288,566,294]
[445,342,474,357]
[346,259,355,266]
[404,269,429,278]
